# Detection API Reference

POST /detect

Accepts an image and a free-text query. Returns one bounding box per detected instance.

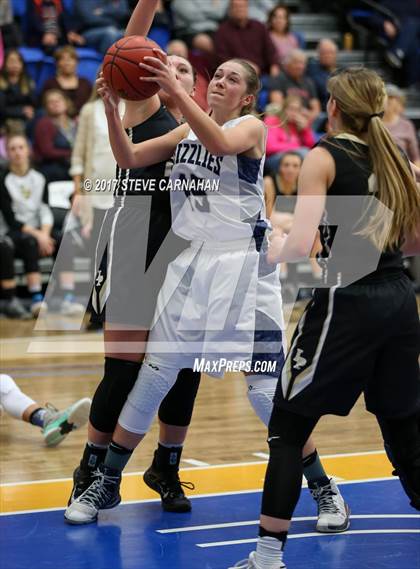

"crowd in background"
[0,0,419,319]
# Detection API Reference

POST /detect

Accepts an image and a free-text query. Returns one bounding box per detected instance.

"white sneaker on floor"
[310,478,350,533]
[60,299,85,316]
[229,551,286,568]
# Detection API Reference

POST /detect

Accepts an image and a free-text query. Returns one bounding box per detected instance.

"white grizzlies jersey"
[170,115,268,242]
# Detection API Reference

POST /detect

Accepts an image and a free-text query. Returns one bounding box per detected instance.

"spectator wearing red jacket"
[264,95,315,172]
[214,0,280,77]
[33,89,76,183]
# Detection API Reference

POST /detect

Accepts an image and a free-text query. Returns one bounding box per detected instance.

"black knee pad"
[158,368,201,427]
[89,357,141,433]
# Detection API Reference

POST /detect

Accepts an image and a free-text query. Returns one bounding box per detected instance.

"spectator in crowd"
[70,84,116,257]
[0,373,91,447]
[374,0,420,87]
[0,134,84,316]
[171,0,228,53]
[0,236,31,319]
[267,48,321,123]
[73,0,129,55]
[264,150,322,285]
[1,0,21,48]
[0,49,37,132]
[267,4,302,67]
[214,0,280,76]
[33,89,76,184]
[40,46,92,117]
[383,84,420,166]
[264,150,301,217]
[25,0,84,54]
[307,39,338,111]
[264,95,316,172]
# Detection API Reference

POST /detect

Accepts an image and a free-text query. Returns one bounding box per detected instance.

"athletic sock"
[104,440,133,472]
[80,442,108,472]
[256,528,287,568]
[29,408,46,427]
[303,450,330,488]
[154,442,183,471]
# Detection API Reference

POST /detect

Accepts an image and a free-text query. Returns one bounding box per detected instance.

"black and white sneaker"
[143,464,194,512]
[1,297,31,320]
[68,466,98,506]
[310,479,350,533]
[64,464,121,524]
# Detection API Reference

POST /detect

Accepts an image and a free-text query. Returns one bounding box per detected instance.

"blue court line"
[0,479,419,569]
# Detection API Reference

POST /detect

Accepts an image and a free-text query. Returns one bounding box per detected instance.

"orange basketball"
[102,36,164,101]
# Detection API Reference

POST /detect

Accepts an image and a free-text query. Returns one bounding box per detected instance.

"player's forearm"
[105,108,138,169]
[125,0,159,37]
[171,89,230,155]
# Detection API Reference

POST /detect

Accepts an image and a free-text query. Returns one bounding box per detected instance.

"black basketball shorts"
[274,273,420,418]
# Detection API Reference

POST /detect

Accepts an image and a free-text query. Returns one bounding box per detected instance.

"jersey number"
[179,174,210,213]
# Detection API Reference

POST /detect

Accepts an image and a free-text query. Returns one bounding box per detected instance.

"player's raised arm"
[267,147,331,264]
[125,0,160,37]
[97,75,188,169]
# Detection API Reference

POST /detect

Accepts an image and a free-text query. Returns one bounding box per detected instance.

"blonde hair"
[229,59,261,116]
[327,67,420,250]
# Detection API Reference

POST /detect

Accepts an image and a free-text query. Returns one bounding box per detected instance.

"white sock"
[256,536,285,568]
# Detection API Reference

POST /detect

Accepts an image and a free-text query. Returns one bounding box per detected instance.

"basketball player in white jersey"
[65,51,348,528]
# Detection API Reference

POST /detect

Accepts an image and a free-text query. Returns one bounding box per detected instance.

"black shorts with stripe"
[274,273,420,418]
[91,198,186,328]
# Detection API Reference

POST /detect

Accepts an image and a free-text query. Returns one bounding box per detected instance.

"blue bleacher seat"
[76,48,103,83]
[36,57,56,94]
[12,0,26,18]
[148,26,171,50]
[18,47,44,84]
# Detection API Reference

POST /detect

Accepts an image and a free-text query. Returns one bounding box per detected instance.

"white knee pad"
[245,374,277,426]
[0,374,35,420]
[118,358,180,435]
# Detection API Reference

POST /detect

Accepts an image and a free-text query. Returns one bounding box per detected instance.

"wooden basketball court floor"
[1,304,419,569]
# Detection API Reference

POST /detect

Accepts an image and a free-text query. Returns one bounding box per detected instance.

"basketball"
[102,35,164,101]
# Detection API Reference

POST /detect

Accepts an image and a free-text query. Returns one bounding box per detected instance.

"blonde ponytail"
[328,67,420,250]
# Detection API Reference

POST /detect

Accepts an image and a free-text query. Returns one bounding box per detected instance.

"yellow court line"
[0,453,393,514]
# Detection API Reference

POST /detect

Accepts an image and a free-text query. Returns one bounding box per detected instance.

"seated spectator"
[171,0,228,53]
[307,39,338,111]
[0,236,31,319]
[264,151,322,285]
[383,84,420,166]
[0,49,37,132]
[267,4,302,67]
[33,89,76,184]
[267,49,321,123]
[264,149,301,217]
[214,0,280,77]
[40,46,92,117]
[0,134,84,316]
[25,0,84,54]
[73,0,129,55]
[373,0,420,87]
[264,95,315,172]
